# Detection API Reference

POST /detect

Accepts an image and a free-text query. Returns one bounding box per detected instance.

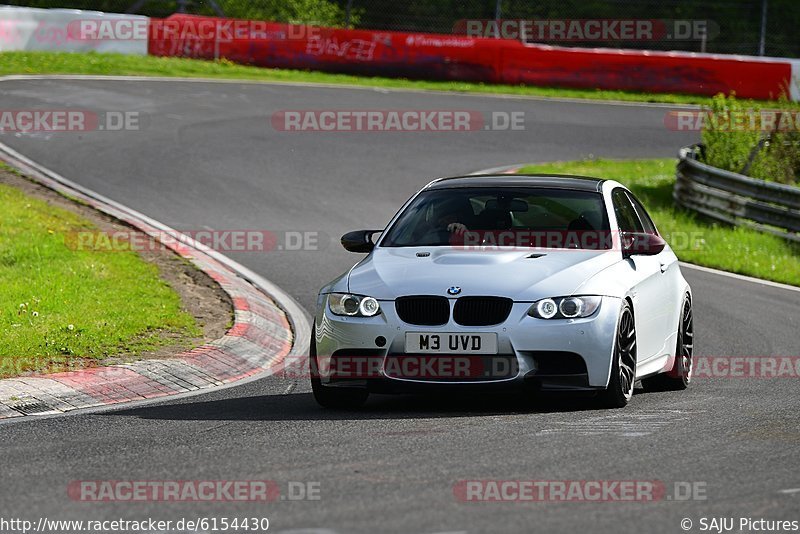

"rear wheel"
[598,301,637,408]
[309,328,369,409]
[643,295,693,392]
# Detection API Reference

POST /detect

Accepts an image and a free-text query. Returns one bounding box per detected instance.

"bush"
[2,0,354,26]
[215,0,353,26]
[701,93,800,185]
[749,123,800,185]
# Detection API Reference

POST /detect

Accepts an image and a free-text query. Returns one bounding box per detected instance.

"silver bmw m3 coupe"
[311,174,694,409]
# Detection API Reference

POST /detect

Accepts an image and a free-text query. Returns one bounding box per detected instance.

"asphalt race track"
[1,78,799,533]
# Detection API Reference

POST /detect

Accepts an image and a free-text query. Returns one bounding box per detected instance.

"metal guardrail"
[675,144,800,242]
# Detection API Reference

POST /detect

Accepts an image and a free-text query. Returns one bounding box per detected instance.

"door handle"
[660,262,669,273]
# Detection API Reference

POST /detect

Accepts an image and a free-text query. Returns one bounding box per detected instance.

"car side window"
[611,188,644,233]
[626,192,659,236]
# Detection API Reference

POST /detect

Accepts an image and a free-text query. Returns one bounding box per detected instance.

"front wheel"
[309,328,368,409]
[597,301,637,408]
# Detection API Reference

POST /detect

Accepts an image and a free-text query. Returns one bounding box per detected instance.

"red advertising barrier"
[500,46,795,99]
[147,15,506,82]
[148,14,798,101]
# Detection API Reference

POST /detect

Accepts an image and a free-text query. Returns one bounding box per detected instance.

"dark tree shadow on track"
[107,388,626,422]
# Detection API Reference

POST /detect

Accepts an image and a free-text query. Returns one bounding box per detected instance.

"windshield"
[380,187,611,249]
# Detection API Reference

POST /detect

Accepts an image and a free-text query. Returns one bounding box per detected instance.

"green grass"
[0,177,200,378]
[0,50,720,106]
[517,159,800,286]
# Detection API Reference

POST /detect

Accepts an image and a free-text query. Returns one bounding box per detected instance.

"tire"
[598,301,637,408]
[642,295,693,392]
[309,327,369,409]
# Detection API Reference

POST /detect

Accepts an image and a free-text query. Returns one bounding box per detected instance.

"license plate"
[405,332,498,354]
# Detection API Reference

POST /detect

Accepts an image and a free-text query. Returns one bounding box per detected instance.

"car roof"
[425,174,606,193]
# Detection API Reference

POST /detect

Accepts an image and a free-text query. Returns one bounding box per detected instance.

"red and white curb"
[0,143,311,419]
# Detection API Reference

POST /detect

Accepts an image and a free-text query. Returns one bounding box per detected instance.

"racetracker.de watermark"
[453,480,708,502]
[271,110,525,132]
[64,230,325,253]
[441,229,705,253]
[0,110,143,132]
[665,110,800,132]
[454,19,717,41]
[282,354,518,380]
[693,356,800,378]
[67,480,321,502]
[60,18,322,42]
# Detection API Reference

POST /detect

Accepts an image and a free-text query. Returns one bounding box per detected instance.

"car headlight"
[328,293,381,317]
[528,296,601,319]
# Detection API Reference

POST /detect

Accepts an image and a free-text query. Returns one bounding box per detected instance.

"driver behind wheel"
[431,196,473,236]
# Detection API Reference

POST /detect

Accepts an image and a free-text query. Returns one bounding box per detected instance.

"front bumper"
[314,295,621,391]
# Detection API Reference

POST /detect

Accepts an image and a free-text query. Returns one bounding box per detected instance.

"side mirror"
[621,232,666,258]
[341,230,380,253]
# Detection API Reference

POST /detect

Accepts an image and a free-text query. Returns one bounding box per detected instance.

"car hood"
[347,247,621,301]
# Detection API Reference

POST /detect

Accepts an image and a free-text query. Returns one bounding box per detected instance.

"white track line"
[0,74,699,109]
[680,262,800,294]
